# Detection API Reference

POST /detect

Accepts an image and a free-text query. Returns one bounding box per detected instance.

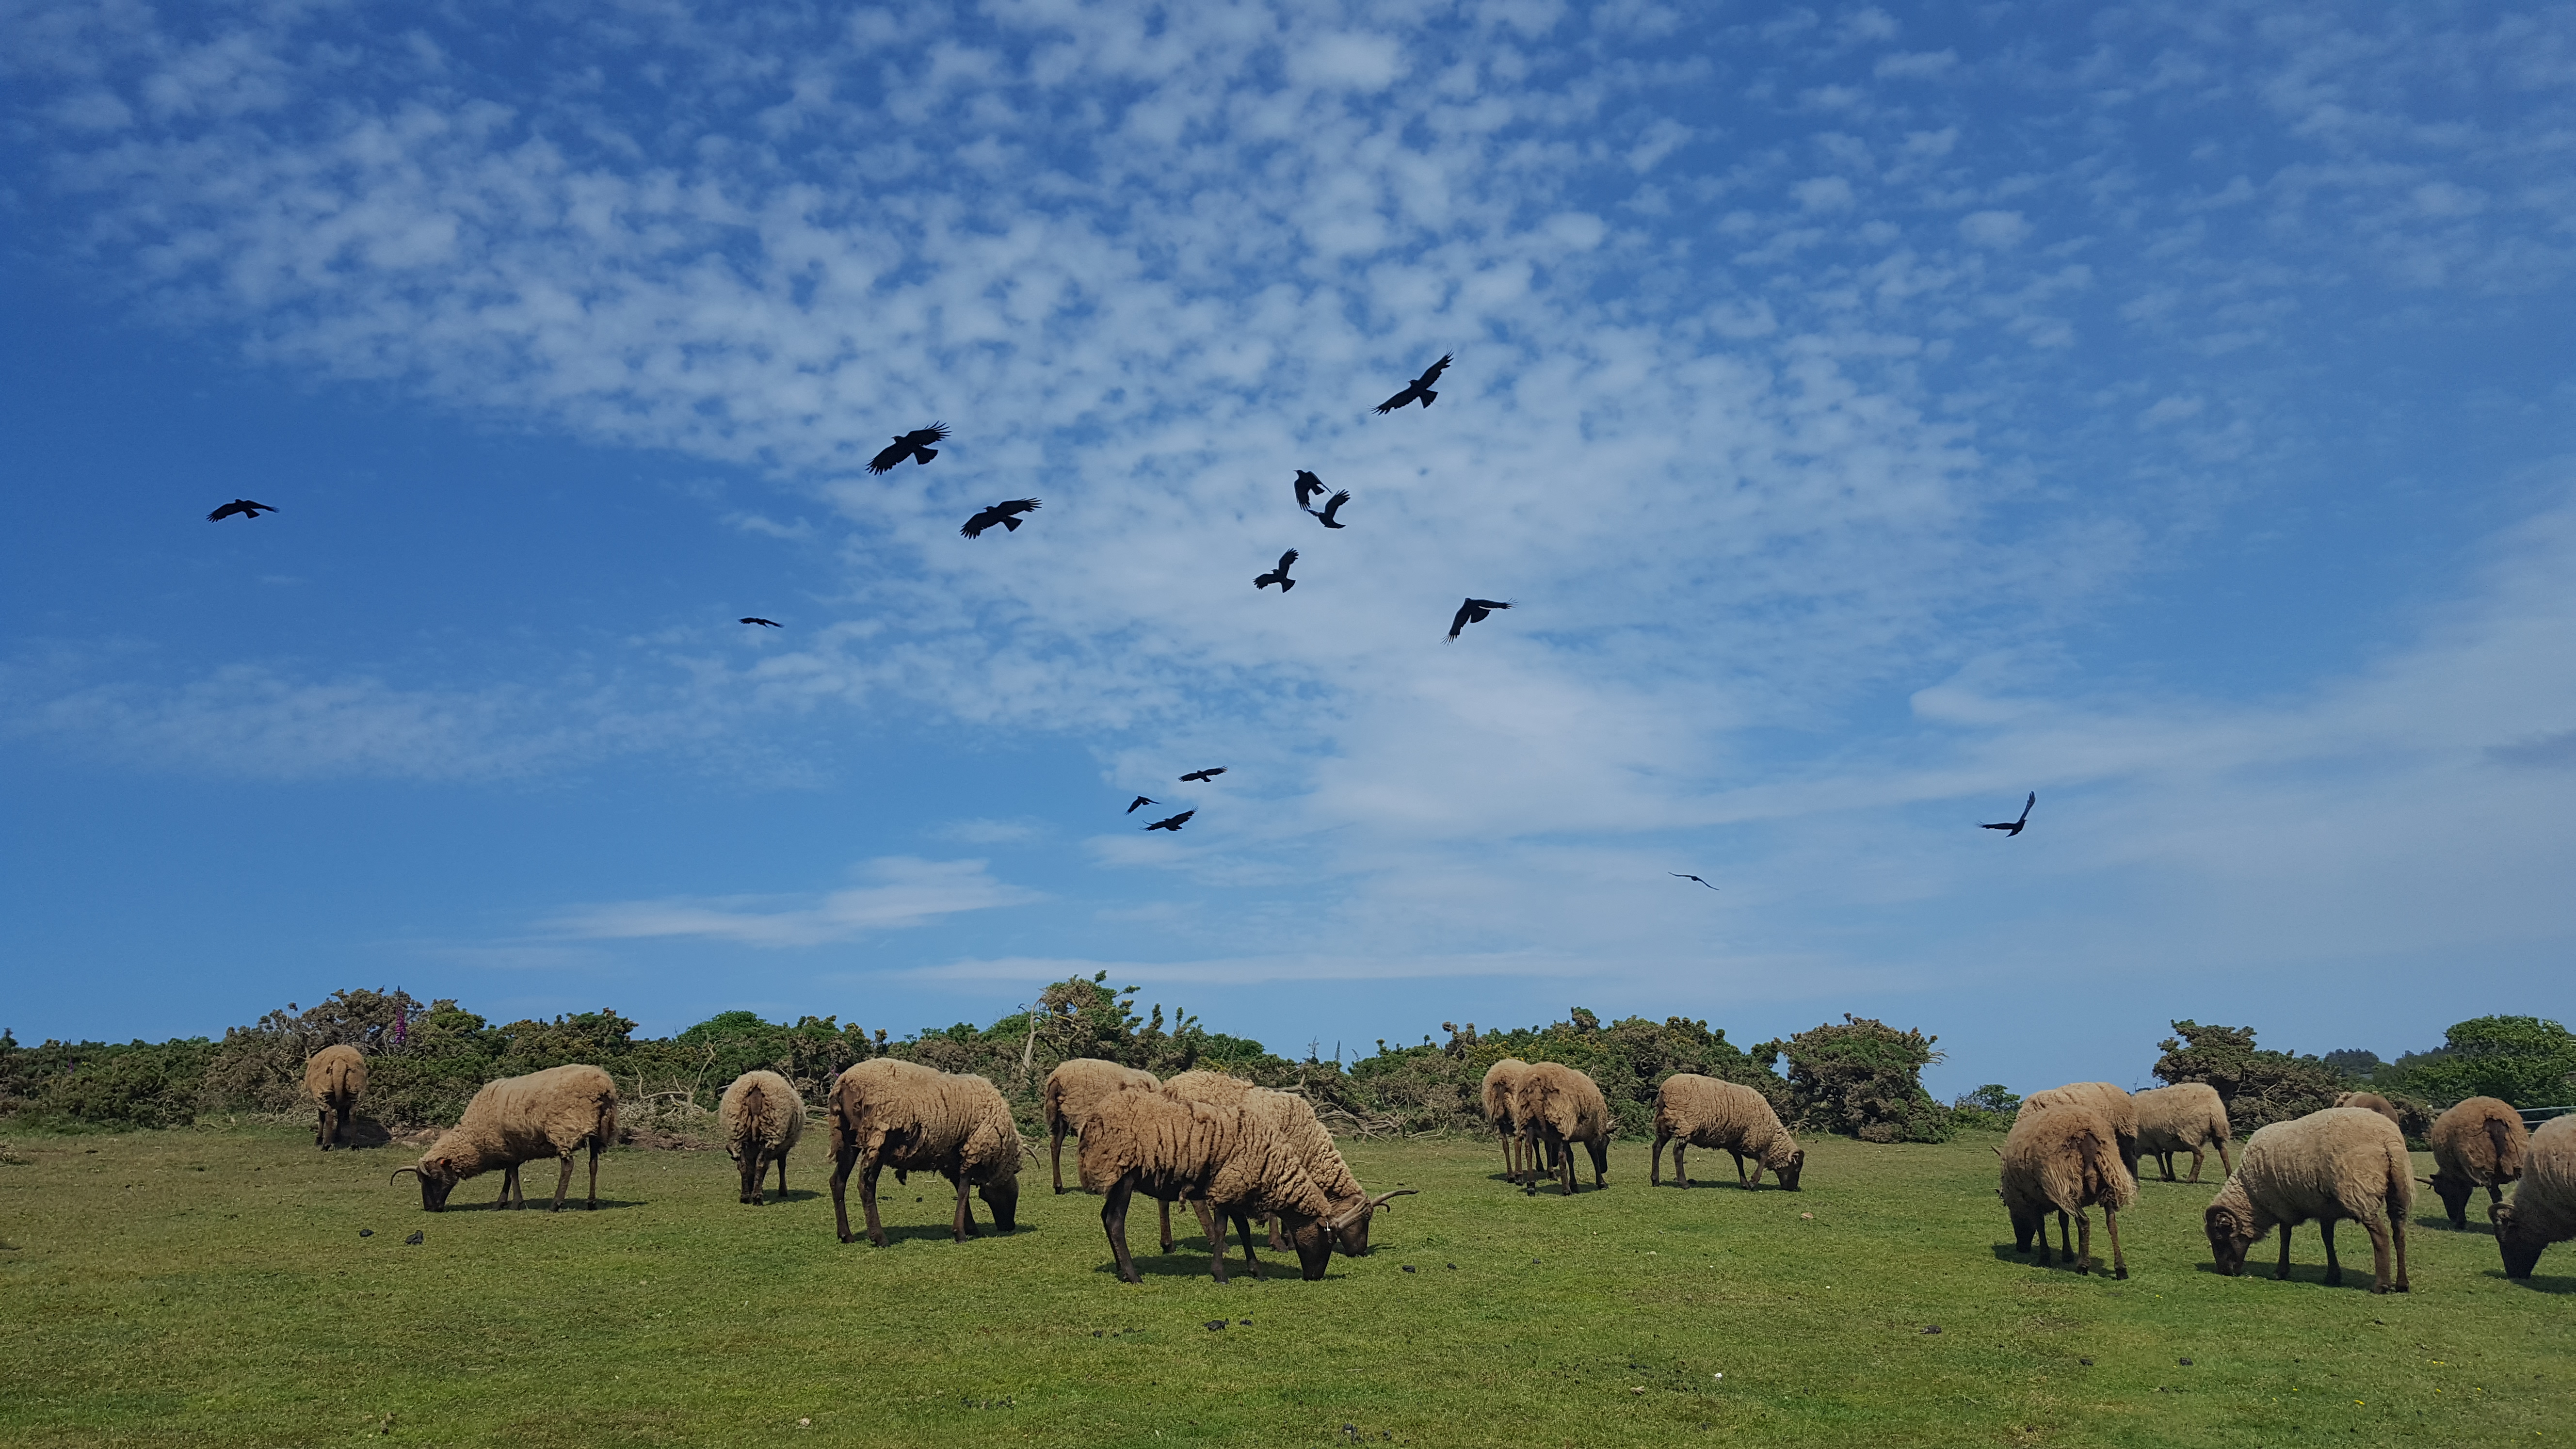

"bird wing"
[207,501,240,520]
[1127,796,1154,812]
[1277,548,1298,570]
[2019,791,2036,822]
[1319,490,1349,524]
[1979,821,2014,831]
[960,508,998,538]
[1373,386,1416,414]
[1448,600,1476,637]
[1467,598,1512,611]
[1417,354,1452,386]
[910,423,950,445]
[1000,498,1041,517]
[867,441,908,473]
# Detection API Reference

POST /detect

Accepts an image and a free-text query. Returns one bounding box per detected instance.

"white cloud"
[548,857,1041,947]
[1957,209,2030,248]
[1286,32,1405,92]
[1874,50,1954,80]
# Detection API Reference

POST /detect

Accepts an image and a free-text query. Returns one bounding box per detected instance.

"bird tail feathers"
[1418,389,1437,406]
[999,516,1021,531]
[915,447,937,464]
[1279,578,1296,591]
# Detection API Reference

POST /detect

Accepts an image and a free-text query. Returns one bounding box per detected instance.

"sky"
[2,0,2572,1099]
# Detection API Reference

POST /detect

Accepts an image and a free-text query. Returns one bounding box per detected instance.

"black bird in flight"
[1254,549,1299,592]
[961,498,1040,538]
[867,423,948,474]
[740,617,782,628]
[1294,470,1329,511]
[1980,792,2036,837]
[1125,796,1157,814]
[1446,597,1512,642]
[1671,873,1720,890]
[1374,354,1452,414]
[1314,490,1350,529]
[1178,766,1226,782]
[1142,809,1195,832]
[207,499,278,521]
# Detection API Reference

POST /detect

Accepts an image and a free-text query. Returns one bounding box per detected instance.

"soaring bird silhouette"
[961,498,1040,538]
[207,499,278,521]
[1254,549,1299,592]
[1980,792,2036,837]
[1374,354,1452,413]
[1178,767,1226,782]
[740,617,782,628]
[1314,490,1351,529]
[1142,809,1195,832]
[1294,470,1329,511]
[1446,597,1512,641]
[867,424,948,474]
[1125,796,1157,814]
[1671,873,1720,890]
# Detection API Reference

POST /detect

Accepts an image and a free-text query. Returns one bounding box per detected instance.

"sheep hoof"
[2115,1267,2129,1280]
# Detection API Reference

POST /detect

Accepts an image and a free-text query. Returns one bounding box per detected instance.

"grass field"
[0,1124,2566,1447]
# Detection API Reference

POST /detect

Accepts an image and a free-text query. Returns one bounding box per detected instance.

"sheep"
[2203,1106,2413,1293]
[1997,1101,2136,1277]
[2425,1096,2528,1231]
[1651,1074,1803,1191]
[391,1063,617,1212]
[2133,1082,2234,1184]
[719,1070,806,1207]
[1514,1062,1612,1196]
[2017,1082,2141,1178]
[1041,1059,1158,1194]
[1159,1070,1415,1257]
[826,1059,1022,1248]
[1075,1083,1338,1284]
[2334,1091,2404,1131]
[2491,1114,2576,1279]
[304,1044,368,1151]
[1481,1058,1534,1181]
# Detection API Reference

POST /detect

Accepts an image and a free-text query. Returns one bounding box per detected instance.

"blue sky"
[3,0,2571,1097]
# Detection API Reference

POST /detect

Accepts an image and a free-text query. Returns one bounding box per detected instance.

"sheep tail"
[2486,1116,2516,1170]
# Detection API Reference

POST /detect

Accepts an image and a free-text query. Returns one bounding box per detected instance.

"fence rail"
[2520,1106,2573,1127]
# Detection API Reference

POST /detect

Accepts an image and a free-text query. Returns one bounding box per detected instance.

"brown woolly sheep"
[1075,1084,1337,1284]
[304,1044,368,1151]
[392,1063,617,1212]
[2017,1082,2141,1178]
[719,1070,805,1206]
[2133,1082,2234,1184]
[827,1059,1022,1248]
[1998,1102,2136,1277]
[2491,1113,2575,1279]
[2204,1106,2413,1293]
[2334,1091,2404,1131]
[1515,1062,1612,1196]
[1159,1070,1415,1258]
[1651,1075,1803,1191]
[1481,1058,1534,1181]
[1042,1059,1159,1194]
[2426,1096,2528,1231]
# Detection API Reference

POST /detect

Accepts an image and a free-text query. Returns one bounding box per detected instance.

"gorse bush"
[2374,1015,2576,1109]
[1757,1015,1952,1143]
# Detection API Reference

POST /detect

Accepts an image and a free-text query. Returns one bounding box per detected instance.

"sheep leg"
[1051,1121,1068,1194]
[2275,1222,2294,1280]
[550,1152,575,1212]
[316,1105,331,1150]
[2320,1219,2342,1287]
[2184,1147,2202,1184]
[773,1150,788,1199]
[950,1169,977,1241]
[1101,1173,1143,1284]
[496,1164,518,1209]
[829,1138,860,1243]
[2075,1210,2093,1275]
[1266,1212,1283,1252]
[1233,1209,1264,1279]
[1651,1130,1669,1187]
[1560,1133,1578,1196]
[2389,1208,2409,1293]
[1159,1198,1176,1254]
[1589,1139,1609,1189]
[587,1137,603,1210]
[739,1148,764,1206]
[1673,1142,1689,1189]
[1206,1208,1231,1285]
[335,1099,354,1149]
[1500,1124,1518,1181]
[2056,1210,2074,1267]
[1729,1149,1749,1188]
[2103,1206,2128,1279]
[2216,1140,2234,1176]
[1190,1198,1220,1253]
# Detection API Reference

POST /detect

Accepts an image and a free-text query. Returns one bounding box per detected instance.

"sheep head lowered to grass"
[826,1059,1023,1248]
[391,1064,619,1212]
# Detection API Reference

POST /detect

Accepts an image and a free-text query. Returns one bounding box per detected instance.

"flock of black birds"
[203,354,2037,876]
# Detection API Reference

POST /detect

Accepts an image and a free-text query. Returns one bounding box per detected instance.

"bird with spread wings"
[1980,792,2036,837]
[1293,470,1329,511]
[1313,490,1350,529]
[1142,809,1195,832]
[1178,767,1226,783]
[1446,597,1512,641]
[1375,354,1452,414]
[867,424,948,474]
[960,498,1040,538]
[1254,549,1298,591]
[740,617,782,628]
[207,499,278,521]
[1125,796,1157,814]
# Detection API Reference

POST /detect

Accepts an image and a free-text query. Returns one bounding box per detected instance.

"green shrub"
[2151,1020,2348,1133]
[2379,1016,2576,1109]
[1756,1015,1951,1143]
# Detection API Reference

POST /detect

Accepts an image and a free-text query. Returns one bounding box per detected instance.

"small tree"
[2152,1020,2348,1133]
[1758,1015,1949,1143]
[2383,1016,2576,1108]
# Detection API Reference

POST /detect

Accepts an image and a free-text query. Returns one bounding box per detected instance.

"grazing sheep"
[1042,1059,1158,1194]
[827,1059,1022,1248]
[1650,1075,1803,1191]
[1998,1102,2136,1277]
[2426,1096,2529,1231]
[2492,1114,2576,1279]
[1514,1062,1612,1196]
[2134,1082,2234,1184]
[1159,1070,1415,1257]
[2335,1091,2404,1131]
[391,1064,617,1212]
[2204,1107,2413,1293]
[305,1044,368,1152]
[1481,1058,1534,1181]
[2017,1083,2141,1178]
[1075,1084,1337,1284]
[719,1070,806,1206]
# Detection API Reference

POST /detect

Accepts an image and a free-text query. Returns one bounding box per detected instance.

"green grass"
[0,1126,2566,1447]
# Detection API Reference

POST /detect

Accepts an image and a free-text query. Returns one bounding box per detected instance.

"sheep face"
[1278,1211,1334,1280]
[1773,1148,1805,1192]
[2204,1200,2257,1275]
[403,1159,463,1212]
[978,1172,1020,1233]
[2490,1204,2546,1279]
